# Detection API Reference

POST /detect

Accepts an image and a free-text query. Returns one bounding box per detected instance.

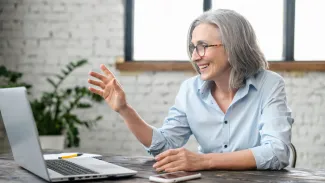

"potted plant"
[29,59,104,149]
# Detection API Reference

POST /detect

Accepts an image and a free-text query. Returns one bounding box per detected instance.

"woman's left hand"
[153,148,207,172]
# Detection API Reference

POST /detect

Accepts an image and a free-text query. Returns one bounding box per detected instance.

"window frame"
[118,0,325,71]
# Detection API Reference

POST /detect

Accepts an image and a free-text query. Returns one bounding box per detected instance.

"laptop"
[0,87,137,182]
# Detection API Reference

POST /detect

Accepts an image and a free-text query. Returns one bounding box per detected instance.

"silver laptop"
[0,87,137,182]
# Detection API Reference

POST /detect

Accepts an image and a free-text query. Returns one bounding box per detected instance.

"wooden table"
[1,152,325,183]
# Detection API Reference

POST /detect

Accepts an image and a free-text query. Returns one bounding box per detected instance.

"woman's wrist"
[117,103,132,117]
[201,153,213,170]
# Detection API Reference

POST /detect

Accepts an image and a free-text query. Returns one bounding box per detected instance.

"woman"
[88,9,294,172]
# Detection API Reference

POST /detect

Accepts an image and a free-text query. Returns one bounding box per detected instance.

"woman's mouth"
[199,64,210,72]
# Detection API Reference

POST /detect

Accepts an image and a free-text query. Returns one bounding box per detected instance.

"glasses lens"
[197,45,205,56]
[189,45,194,55]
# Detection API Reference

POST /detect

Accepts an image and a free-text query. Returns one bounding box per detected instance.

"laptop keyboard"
[46,159,99,176]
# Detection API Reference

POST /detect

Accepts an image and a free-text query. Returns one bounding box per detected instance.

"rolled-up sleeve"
[250,78,294,170]
[144,81,192,156]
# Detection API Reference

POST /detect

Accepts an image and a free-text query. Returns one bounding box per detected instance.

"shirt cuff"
[142,126,166,156]
[250,144,280,170]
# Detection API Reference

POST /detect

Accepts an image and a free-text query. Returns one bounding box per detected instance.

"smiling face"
[190,23,231,81]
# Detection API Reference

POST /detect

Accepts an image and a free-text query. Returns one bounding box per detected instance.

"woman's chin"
[200,73,211,81]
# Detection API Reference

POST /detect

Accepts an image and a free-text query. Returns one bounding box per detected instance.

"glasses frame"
[189,44,223,57]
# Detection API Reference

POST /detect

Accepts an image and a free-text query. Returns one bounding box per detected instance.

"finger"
[155,149,179,161]
[88,79,105,89]
[89,71,109,83]
[88,87,103,96]
[153,155,178,168]
[156,161,180,172]
[164,166,183,173]
[100,64,115,78]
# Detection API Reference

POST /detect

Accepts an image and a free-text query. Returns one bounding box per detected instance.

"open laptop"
[0,87,137,182]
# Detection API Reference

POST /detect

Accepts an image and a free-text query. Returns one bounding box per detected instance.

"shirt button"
[224,145,228,148]
[224,121,228,124]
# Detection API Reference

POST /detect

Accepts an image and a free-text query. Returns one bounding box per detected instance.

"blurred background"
[1,0,325,169]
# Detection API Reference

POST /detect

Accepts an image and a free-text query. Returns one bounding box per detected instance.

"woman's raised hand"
[88,64,127,113]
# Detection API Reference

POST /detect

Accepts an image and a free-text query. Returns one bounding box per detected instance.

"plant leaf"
[66,65,73,72]
[76,59,87,67]
[69,62,76,67]
[55,74,64,80]
[61,69,69,75]
[46,78,57,88]
[76,103,91,108]
[95,116,103,121]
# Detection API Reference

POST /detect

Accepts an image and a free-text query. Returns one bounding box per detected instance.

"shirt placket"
[222,115,230,152]
[206,91,230,152]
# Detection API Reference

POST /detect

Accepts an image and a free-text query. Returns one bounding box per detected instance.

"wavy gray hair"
[187,9,268,89]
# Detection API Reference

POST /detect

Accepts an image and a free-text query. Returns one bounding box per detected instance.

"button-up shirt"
[145,69,294,170]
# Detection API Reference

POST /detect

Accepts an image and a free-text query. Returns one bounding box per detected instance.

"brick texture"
[1,0,325,169]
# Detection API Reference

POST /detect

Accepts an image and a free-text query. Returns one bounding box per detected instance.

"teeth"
[199,64,209,69]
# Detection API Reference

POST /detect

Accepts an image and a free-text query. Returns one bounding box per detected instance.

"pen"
[58,153,83,159]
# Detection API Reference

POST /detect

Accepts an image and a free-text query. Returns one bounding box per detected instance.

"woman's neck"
[212,70,237,100]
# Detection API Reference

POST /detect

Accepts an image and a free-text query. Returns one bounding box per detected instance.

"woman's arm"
[88,64,192,154]
[152,148,256,172]
[88,64,154,147]
[118,104,153,147]
[202,149,256,170]
[250,77,293,170]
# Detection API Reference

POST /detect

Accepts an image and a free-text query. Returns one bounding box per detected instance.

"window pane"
[134,0,203,61]
[295,0,325,60]
[212,0,284,61]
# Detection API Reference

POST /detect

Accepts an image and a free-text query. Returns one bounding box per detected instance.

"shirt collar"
[197,80,213,95]
[197,73,259,95]
[245,74,258,91]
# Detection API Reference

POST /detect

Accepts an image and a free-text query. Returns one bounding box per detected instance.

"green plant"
[0,65,32,92]
[29,59,103,148]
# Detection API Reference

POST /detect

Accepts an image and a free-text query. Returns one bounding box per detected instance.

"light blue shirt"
[145,69,294,170]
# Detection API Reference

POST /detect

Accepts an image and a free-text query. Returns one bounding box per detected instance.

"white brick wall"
[1,0,325,169]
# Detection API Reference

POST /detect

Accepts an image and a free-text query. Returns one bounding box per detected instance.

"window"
[294,0,325,60]
[133,0,203,61]
[212,0,284,61]
[123,0,325,65]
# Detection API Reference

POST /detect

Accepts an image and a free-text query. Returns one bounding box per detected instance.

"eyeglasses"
[189,44,223,57]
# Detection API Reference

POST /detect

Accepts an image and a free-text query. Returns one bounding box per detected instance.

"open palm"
[88,64,126,112]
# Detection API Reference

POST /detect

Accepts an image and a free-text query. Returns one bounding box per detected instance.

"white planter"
[39,135,65,150]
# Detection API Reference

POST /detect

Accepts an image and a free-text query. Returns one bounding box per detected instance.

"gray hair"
[187,9,268,89]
